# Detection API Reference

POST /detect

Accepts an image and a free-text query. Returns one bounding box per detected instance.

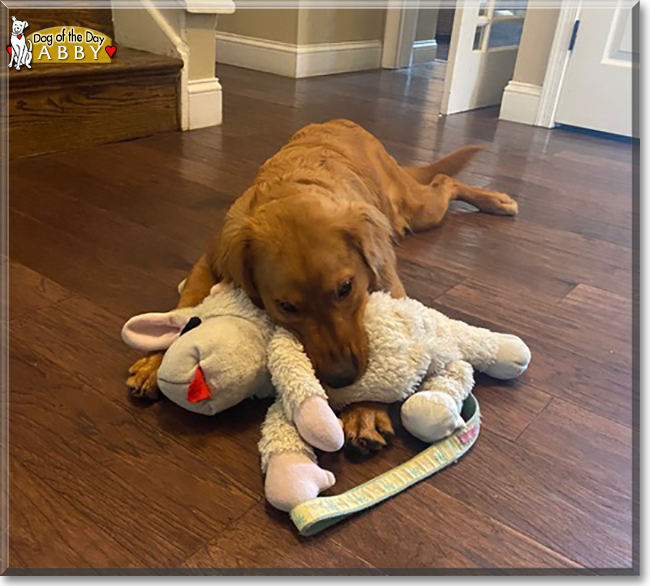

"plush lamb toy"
[122,284,531,512]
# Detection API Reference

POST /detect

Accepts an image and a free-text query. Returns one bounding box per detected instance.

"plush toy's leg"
[440,315,531,380]
[401,360,474,443]
[260,401,336,512]
[268,329,344,452]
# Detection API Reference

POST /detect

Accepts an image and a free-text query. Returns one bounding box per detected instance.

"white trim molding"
[187,78,223,130]
[382,0,419,69]
[410,39,438,66]
[499,81,543,125]
[215,31,382,78]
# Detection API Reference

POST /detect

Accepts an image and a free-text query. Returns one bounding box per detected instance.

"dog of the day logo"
[7,15,117,70]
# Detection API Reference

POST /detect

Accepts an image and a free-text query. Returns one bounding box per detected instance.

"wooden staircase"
[4,9,183,159]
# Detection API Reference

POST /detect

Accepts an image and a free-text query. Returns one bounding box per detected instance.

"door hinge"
[569,19,580,51]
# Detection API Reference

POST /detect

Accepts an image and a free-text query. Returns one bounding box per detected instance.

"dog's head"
[217,193,396,389]
[11,17,29,36]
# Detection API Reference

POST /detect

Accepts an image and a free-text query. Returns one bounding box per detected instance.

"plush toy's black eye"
[336,279,353,299]
[181,316,202,335]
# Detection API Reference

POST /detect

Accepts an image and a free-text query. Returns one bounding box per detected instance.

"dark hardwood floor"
[7,62,636,573]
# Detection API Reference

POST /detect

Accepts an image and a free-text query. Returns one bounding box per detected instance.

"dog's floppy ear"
[213,209,260,304]
[343,202,397,293]
[11,16,16,22]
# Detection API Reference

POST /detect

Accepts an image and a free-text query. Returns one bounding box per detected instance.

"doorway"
[382,1,527,116]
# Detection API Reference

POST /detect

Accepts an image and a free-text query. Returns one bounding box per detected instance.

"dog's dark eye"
[336,279,353,299]
[278,301,298,314]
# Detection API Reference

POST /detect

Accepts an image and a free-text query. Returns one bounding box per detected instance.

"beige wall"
[415,8,439,42]
[218,8,385,46]
[512,8,560,86]
[297,9,386,45]
[218,9,300,44]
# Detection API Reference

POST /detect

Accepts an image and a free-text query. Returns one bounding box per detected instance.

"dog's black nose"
[320,369,357,389]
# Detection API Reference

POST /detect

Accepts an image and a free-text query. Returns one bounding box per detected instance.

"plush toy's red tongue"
[187,366,211,403]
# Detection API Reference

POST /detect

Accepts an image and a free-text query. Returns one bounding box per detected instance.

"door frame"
[535,0,582,128]
[381,0,419,69]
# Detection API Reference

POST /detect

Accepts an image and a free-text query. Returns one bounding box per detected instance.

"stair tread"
[7,47,183,88]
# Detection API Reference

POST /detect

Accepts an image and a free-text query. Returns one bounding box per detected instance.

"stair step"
[8,48,184,160]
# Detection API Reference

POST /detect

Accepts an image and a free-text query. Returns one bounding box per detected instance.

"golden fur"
[128,120,517,453]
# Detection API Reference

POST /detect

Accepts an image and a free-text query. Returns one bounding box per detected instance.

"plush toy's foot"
[485,334,531,380]
[294,396,344,452]
[401,391,463,443]
[264,453,336,512]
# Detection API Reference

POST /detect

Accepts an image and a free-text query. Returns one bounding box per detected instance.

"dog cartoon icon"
[8,16,33,71]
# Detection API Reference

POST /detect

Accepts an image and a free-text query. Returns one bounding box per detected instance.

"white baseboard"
[410,39,438,66]
[215,31,382,78]
[187,78,223,130]
[499,81,543,126]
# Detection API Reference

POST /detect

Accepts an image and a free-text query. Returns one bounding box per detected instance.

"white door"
[555,3,637,138]
[442,0,526,115]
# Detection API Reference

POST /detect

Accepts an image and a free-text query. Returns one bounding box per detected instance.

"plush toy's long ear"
[121,312,190,351]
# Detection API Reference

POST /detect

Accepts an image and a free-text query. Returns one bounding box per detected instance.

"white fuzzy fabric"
[125,284,530,485]
[258,400,315,472]
[267,328,329,421]
[269,292,515,413]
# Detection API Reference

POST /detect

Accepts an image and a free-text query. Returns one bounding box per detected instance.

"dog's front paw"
[340,402,394,456]
[127,353,163,400]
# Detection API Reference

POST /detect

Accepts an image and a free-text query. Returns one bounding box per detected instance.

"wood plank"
[10,293,272,497]
[435,280,632,379]
[181,504,381,571]
[8,259,71,321]
[9,459,141,569]
[429,433,633,568]
[517,399,632,498]
[9,335,258,568]
[432,290,632,427]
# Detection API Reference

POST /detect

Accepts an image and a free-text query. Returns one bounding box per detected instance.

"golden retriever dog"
[128,120,517,454]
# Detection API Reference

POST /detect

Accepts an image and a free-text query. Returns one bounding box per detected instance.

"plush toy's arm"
[267,328,328,417]
[260,400,336,512]
[401,360,474,443]
[267,328,344,452]
[430,309,531,380]
[258,399,316,472]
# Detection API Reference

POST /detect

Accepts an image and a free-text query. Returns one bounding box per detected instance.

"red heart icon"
[105,46,116,58]
[6,46,11,55]
[17,34,22,39]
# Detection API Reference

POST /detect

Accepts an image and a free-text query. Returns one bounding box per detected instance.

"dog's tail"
[404,145,484,185]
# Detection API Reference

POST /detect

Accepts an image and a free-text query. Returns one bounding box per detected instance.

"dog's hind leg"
[406,174,518,232]
[403,145,484,185]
